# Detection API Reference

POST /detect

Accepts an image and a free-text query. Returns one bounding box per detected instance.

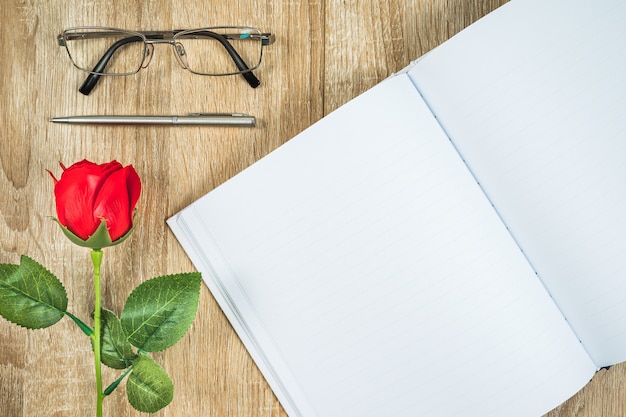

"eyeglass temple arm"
[79,35,143,95]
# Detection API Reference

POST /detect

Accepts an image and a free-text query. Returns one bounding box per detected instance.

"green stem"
[90,249,104,417]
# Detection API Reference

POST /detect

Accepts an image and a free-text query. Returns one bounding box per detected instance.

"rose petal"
[93,166,141,241]
[54,160,123,240]
[125,165,142,213]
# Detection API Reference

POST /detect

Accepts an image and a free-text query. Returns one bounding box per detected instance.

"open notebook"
[167,0,626,415]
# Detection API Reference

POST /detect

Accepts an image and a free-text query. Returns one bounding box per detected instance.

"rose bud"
[49,159,141,249]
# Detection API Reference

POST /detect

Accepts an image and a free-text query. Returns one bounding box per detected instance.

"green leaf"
[100,308,138,369]
[53,215,137,250]
[120,272,201,352]
[0,256,68,329]
[65,311,94,336]
[127,355,174,413]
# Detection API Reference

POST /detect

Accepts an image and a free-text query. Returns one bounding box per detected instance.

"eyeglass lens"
[64,28,147,75]
[174,28,264,75]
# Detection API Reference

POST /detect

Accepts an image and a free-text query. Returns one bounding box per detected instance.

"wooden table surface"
[0,1,624,416]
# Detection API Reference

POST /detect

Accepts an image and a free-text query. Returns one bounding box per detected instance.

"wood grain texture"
[0,1,623,416]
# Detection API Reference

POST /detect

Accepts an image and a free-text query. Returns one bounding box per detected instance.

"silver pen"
[50,113,256,127]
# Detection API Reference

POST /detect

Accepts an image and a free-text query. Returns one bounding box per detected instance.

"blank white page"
[409,0,626,365]
[169,74,594,417]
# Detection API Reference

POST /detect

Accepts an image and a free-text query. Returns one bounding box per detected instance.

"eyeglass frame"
[57,26,275,96]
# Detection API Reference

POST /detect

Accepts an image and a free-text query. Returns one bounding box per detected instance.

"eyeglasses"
[57,26,275,95]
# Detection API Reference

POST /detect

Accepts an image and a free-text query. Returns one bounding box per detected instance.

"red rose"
[49,160,141,248]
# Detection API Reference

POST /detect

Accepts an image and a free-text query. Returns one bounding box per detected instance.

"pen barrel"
[92,116,175,125]
[51,115,256,127]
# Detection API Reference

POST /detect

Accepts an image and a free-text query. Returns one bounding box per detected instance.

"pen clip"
[187,113,249,117]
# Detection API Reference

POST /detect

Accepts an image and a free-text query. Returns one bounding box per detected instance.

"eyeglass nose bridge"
[142,38,187,70]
